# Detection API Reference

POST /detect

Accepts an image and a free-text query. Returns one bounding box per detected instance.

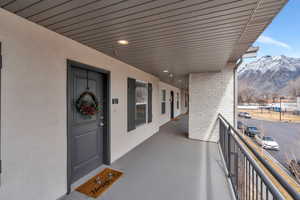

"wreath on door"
[76,91,100,117]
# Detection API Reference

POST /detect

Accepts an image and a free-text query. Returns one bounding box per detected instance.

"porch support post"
[233,67,238,128]
[233,58,243,128]
[188,64,235,142]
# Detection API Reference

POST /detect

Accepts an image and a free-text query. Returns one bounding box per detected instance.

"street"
[238,117,300,168]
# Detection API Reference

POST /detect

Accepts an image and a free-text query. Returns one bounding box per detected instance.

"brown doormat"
[76,168,123,198]
[173,116,180,121]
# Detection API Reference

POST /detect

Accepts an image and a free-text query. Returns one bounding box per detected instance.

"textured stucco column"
[188,65,234,142]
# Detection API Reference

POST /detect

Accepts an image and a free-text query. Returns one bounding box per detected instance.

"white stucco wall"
[0,9,180,200]
[158,82,182,126]
[189,65,234,142]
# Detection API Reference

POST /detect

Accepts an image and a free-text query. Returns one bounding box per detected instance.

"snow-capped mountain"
[238,55,300,96]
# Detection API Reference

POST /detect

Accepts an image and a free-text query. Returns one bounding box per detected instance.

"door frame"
[66,60,111,194]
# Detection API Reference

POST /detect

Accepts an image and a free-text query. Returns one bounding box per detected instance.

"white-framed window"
[161,89,166,114]
[135,80,148,126]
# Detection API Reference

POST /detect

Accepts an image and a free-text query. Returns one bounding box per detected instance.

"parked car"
[238,112,251,119]
[244,112,251,119]
[237,121,246,130]
[238,112,245,117]
[255,135,280,150]
[245,126,259,137]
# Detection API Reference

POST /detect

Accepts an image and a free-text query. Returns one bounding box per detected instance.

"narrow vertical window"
[161,90,166,114]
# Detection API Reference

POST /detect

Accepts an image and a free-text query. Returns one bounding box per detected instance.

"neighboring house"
[0,1,297,200]
[271,102,298,112]
[239,98,300,112]
[270,98,299,112]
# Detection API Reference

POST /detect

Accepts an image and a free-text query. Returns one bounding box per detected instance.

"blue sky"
[252,0,300,59]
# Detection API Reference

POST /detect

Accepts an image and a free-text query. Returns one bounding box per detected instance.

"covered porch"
[0,1,291,200]
[63,115,233,200]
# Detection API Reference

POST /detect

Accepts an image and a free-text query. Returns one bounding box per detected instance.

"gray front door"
[170,91,174,119]
[69,67,104,183]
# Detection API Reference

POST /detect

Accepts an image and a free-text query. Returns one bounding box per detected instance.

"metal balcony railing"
[218,114,300,200]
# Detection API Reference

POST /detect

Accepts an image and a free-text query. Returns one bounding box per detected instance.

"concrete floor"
[62,115,234,200]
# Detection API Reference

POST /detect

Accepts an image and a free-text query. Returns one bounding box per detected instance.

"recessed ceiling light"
[163,70,169,73]
[118,40,129,45]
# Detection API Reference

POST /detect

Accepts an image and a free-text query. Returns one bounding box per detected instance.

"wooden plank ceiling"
[1,0,288,88]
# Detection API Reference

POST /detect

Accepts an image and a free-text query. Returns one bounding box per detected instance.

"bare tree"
[238,93,244,104]
[239,87,257,104]
[256,98,267,105]
[271,93,279,102]
[287,78,300,97]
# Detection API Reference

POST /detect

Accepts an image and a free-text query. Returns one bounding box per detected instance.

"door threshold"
[70,165,109,192]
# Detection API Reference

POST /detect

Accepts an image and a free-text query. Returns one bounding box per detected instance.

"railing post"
[219,119,223,150]
[234,148,239,197]
[227,126,231,177]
